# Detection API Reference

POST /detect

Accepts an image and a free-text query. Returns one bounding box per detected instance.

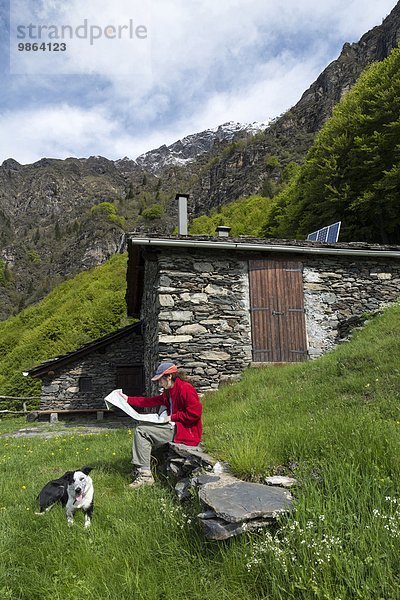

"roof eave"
[127,236,400,259]
[24,321,142,378]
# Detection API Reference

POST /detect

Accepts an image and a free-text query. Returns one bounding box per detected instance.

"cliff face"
[1,157,121,225]
[279,3,400,135]
[189,1,400,215]
[0,156,133,319]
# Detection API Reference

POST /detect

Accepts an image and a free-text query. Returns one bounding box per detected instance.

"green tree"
[126,182,134,199]
[141,204,164,220]
[0,253,131,400]
[190,195,274,237]
[90,202,126,229]
[266,47,400,243]
[0,259,12,286]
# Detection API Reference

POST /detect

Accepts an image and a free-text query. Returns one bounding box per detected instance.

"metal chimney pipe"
[176,193,189,236]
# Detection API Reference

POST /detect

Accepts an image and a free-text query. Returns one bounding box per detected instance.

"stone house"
[27,233,400,407]
[126,234,400,394]
[25,322,144,410]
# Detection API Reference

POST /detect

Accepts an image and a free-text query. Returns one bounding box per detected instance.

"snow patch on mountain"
[132,120,269,174]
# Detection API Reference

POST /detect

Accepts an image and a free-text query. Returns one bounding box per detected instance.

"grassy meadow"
[1,302,400,599]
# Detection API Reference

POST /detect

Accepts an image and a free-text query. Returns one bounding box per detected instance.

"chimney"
[215,225,231,237]
[176,193,189,236]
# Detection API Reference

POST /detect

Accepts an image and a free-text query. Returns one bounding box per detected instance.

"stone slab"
[264,475,298,488]
[196,474,221,485]
[199,516,273,541]
[159,335,193,343]
[199,481,293,523]
[175,478,191,501]
[169,442,216,467]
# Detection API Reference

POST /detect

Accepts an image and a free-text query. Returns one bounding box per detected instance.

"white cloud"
[1,0,398,163]
[11,0,152,77]
[0,106,117,163]
[171,49,325,134]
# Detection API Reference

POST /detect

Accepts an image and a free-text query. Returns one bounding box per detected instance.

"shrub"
[141,204,165,220]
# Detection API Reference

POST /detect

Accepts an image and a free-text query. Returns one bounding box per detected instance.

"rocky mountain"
[0,156,131,319]
[133,121,269,174]
[1,2,400,320]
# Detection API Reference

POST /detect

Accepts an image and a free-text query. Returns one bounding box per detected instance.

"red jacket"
[127,377,202,446]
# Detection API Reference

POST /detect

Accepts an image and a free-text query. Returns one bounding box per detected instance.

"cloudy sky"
[0,0,397,164]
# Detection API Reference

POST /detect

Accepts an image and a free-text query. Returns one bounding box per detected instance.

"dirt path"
[1,419,131,438]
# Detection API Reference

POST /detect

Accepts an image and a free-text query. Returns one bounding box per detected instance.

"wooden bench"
[27,408,116,423]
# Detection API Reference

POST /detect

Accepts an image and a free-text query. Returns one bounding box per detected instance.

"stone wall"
[40,332,144,410]
[143,248,253,393]
[303,256,400,357]
[139,246,400,392]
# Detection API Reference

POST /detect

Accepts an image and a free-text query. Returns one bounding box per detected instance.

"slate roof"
[126,233,400,257]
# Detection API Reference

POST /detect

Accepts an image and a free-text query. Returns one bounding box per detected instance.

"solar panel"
[307,221,341,243]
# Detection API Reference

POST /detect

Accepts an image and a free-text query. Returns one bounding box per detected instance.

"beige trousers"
[131,422,175,469]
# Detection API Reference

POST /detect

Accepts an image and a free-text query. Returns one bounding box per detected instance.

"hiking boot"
[128,469,155,489]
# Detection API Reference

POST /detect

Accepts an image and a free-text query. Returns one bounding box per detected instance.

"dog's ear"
[81,466,93,475]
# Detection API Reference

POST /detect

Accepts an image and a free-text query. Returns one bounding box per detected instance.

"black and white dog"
[36,466,94,528]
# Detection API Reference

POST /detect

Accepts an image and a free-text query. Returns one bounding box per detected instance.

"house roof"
[127,234,400,258]
[24,322,142,379]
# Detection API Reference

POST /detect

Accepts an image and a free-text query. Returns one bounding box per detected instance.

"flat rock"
[199,481,293,524]
[264,475,298,488]
[175,478,191,501]
[197,510,217,520]
[195,474,220,485]
[199,516,273,541]
[169,442,216,467]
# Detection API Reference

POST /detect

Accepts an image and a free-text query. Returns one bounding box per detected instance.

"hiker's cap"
[151,362,178,381]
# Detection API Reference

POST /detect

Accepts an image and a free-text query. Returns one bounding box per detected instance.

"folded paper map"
[104,389,169,423]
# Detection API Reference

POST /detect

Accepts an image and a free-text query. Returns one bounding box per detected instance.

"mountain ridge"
[133,121,269,174]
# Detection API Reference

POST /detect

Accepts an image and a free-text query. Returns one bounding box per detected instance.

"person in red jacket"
[126,362,202,489]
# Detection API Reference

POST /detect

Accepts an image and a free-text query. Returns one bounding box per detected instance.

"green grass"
[1,302,400,599]
[0,424,254,600]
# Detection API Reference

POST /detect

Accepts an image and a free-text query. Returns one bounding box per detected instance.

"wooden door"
[249,259,307,362]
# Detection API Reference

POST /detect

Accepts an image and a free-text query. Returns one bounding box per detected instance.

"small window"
[116,365,144,396]
[79,377,93,393]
